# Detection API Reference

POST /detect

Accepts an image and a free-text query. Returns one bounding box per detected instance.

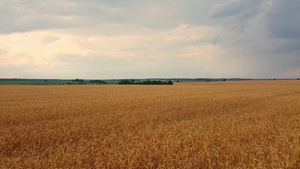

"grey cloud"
[208,0,262,32]
[209,2,244,18]
[92,0,213,26]
[0,0,215,33]
[206,0,300,57]
[270,40,300,54]
[212,35,220,45]
[0,1,101,33]
[266,0,300,39]
[82,0,212,29]
[209,0,261,19]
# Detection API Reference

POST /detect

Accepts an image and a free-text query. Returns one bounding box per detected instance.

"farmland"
[0,81,299,168]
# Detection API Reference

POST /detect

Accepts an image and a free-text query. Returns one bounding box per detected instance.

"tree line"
[119,79,173,85]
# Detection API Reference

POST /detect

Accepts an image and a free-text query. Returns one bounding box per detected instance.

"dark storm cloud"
[263,0,300,57]
[208,0,262,31]
[266,0,300,39]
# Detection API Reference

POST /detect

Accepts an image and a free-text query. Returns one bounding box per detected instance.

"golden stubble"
[0,81,299,168]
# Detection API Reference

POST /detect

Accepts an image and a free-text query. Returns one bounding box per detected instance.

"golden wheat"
[0,81,299,168]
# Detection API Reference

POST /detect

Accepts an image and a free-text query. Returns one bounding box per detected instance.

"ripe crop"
[0,81,299,168]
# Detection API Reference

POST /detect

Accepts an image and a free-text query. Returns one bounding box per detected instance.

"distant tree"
[119,80,173,85]
[119,80,133,84]
[72,78,84,82]
[91,80,107,84]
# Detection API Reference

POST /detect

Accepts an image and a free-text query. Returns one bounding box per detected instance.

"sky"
[0,0,299,79]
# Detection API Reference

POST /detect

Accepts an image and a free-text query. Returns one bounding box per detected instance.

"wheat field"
[0,81,299,168]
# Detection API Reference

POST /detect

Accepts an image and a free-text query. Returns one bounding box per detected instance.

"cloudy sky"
[0,0,299,79]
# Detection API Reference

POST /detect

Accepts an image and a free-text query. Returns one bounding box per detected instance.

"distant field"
[0,81,299,168]
[0,80,115,85]
[0,81,70,85]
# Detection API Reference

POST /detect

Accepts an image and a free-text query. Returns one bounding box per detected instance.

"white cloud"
[0,24,222,64]
[42,36,60,45]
